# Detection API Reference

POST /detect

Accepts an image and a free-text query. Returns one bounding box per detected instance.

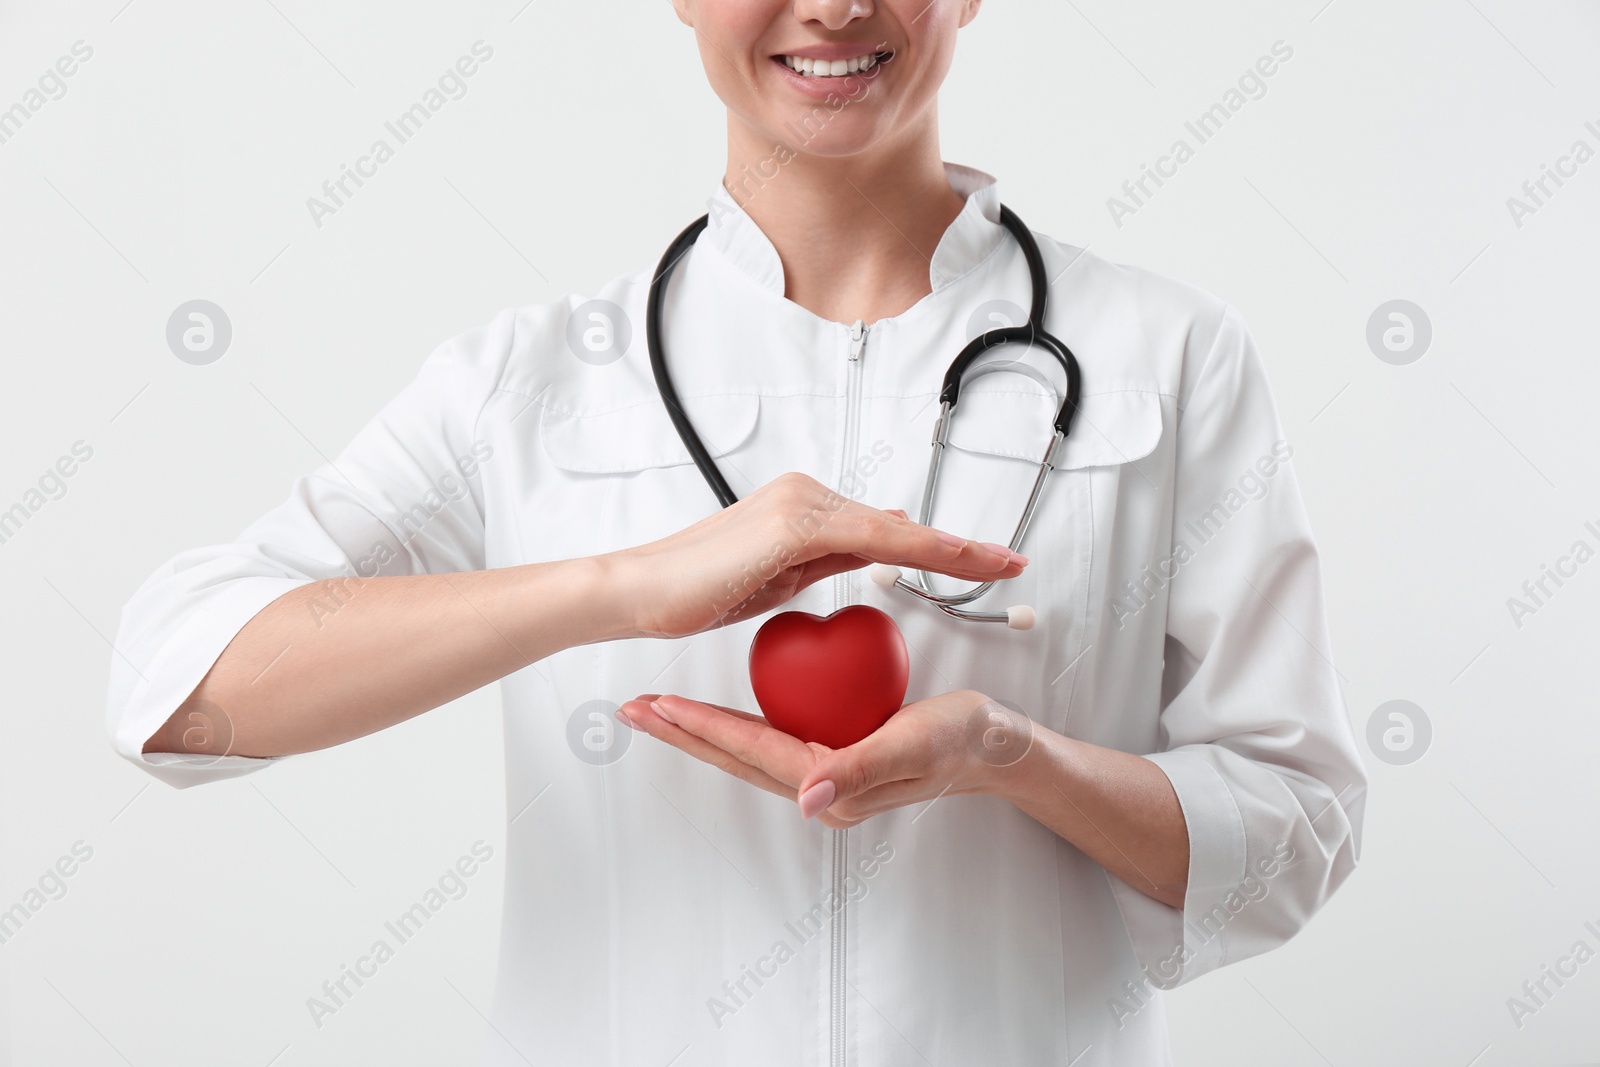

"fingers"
[797,780,835,819]
[795,729,926,822]
[656,695,817,783]
[632,693,768,726]
[619,685,966,826]
[755,476,1025,588]
[805,520,1027,585]
[836,501,1028,581]
[799,752,951,824]
[627,694,818,789]
[617,699,796,799]
[837,775,958,821]
[801,748,897,806]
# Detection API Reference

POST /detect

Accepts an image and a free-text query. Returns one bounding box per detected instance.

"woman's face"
[672,0,982,159]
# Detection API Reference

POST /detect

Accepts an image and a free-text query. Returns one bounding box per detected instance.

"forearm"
[144,555,636,759]
[988,720,1190,909]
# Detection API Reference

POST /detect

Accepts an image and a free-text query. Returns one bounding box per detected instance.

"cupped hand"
[606,472,1025,639]
[615,688,1025,830]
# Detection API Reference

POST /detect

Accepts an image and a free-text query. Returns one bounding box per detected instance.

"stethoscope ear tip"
[868,564,902,590]
[1006,605,1036,630]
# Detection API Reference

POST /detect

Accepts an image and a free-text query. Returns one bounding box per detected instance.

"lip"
[770,46,894,100]
[773,42,892,61]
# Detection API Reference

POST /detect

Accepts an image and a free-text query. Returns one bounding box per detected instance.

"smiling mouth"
[773,50,895,78]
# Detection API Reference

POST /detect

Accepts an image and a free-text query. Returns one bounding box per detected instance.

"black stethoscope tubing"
[645,202,1082,512]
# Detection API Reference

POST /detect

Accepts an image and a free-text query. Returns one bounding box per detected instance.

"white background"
[2,0,1598,1064]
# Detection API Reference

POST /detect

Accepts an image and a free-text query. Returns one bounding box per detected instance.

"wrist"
[969,695,1066,806]
[583,551,645,642]
[961,693,1037,800]
[515,553,641,649]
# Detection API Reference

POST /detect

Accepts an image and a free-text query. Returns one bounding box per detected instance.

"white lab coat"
[106,162,1366,1065]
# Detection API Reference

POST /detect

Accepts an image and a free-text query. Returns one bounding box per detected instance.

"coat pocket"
[942,384,1164,469]
[538,393,761,474]
[527,393,763,559]
[906,382,1165,594]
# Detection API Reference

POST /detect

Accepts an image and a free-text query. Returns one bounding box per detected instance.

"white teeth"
[781,52,881,77]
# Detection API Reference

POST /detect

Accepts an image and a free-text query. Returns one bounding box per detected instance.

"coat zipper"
[831,318,868,1067]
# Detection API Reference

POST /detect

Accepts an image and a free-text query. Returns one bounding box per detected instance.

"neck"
[721,116,966,325]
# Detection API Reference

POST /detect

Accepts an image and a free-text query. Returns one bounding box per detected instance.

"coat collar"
[698,161,1006,297]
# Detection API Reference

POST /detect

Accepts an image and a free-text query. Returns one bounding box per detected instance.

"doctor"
[109,0,1365,1063]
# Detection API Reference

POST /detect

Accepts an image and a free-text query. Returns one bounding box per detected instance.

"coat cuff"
[108,575,315,789]
[1106,747,1246,989]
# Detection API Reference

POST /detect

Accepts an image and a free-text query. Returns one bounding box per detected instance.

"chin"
[755,113,891,160]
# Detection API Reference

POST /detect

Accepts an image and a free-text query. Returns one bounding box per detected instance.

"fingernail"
[615,708,636,729]
[798,780,836,820]
[650,699,676,725]
[935,530,968,548]
[978,541,1017,560]
[1009,550,1029,565]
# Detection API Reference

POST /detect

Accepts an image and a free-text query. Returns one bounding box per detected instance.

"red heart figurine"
[748,605,910,748]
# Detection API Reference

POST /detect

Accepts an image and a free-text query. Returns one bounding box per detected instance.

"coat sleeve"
[1107,300,1367,988]
[105,308,517,789]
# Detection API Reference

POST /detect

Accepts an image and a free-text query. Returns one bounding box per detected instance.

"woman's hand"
[603,472,1025,639]
[615,689,1190,907]
[613,688,1024,829]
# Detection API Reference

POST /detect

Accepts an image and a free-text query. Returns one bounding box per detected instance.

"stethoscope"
[646,202,1081,631]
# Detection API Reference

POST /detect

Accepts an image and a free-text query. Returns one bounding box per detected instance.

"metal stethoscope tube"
[868,360,1070,630]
